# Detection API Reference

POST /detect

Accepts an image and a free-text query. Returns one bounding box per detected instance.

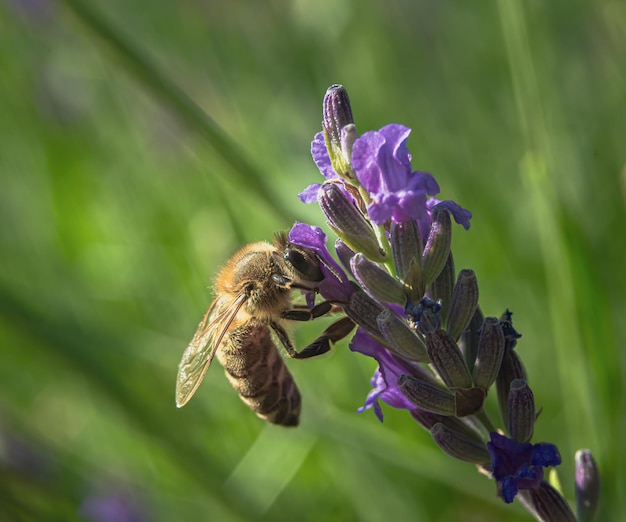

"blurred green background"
[1,0,624,520]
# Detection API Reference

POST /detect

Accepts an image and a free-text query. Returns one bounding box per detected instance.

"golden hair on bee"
[175,233,354,426]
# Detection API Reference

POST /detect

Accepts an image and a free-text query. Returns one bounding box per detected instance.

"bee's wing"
[175,293,248,407]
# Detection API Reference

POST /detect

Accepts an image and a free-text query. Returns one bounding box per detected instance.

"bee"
[175,232,355,426]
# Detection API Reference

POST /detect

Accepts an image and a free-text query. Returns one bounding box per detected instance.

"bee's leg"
[271,317,356,360]
[280,301,334,322]
[271,274,318,292]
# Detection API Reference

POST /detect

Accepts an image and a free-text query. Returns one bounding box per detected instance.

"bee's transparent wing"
[175,294,248,407]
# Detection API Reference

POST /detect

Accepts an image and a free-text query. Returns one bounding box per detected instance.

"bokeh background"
[1,0,624,520]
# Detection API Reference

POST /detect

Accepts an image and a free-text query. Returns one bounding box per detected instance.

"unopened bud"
[431,423,491,465]
[411,410,485,444]
[507,379,535,443]
[429,252,455,322]
[318,184,385,261]
[460,306,484,373]
[445,269,479,342]
[472,317,505,390]
[322,85,355,180]
[422,206,452,285]
[575,449,600,522]
[496,349,527,428]
[323,84,354,145]
[397,374,456,415]
[335,239,356,277]
[351,254,405,305]
[426,329,473,389]
[377,309,429,362]
[391,219,424,280]
[517,481,577,522]
[345,289,385,342]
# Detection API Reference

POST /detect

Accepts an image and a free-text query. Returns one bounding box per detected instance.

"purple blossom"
[487,432,562,504]
[352,124,441,225]
[299,132,339,203]
[349,328,417,421]
[288,222,353,301]
[426,199,472,231]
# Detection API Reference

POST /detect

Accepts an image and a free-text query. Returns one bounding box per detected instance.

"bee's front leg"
[271,317,355,360]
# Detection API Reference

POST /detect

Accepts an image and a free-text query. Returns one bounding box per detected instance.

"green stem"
[61,0,294,224]
[474,408,498,435]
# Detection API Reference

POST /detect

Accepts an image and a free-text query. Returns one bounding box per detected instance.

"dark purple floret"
[487,432,562,504]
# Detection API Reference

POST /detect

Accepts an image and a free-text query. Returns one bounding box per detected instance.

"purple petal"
[298,183,322,203]
[288,222,353,301]
[349,328,417,420]
[311,132,338,181]
[429,200,472,230]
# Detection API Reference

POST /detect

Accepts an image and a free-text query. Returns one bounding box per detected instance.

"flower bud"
[428,252,455,322]
[377,309,429,362]
[390,219,424,280]
[335,239,356,277]
[431,422,491,465]
[351,254,406,305]
[507,379,535,444]
[323,84,354,146]
[472,317,505,390]
[345,288,385,342]
[460,306,484,373]
[422,206,452,285]
[517,481,577,522]
[445,269,479,342]
[411,410,484,444]
[575,449,600,522]
[397,374,456,415]
[454,387,486,417]
[425,329,472,389]
[318,183,385,261]
[496,349,527,428]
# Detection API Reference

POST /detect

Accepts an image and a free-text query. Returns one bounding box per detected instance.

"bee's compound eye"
[285,249,306,271]
[285,247,323,281]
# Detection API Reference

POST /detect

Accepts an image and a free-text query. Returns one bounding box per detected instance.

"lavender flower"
[352,124,440,225]
[487,432,562,504]
[349,328,417,421]
[287,84,596,521]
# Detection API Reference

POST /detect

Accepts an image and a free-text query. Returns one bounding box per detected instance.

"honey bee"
[175,232,355,426]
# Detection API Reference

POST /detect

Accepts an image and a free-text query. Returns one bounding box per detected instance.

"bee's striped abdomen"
[217,323,301,426]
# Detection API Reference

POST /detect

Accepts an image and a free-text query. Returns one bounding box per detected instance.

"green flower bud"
[496,349,527,428]
[351,254,405,305]
[445,269,479,342]
[518,481,577,522]
[391,219,424,280]
[422,206,452,285]
[318,183,385,261]
[507,379,535,444]
[397,374,456,415]
[429,252,455,323]
[431,422,491,465]
[377,309,429,362]
[425,329,473,389]
[472,317,505,390]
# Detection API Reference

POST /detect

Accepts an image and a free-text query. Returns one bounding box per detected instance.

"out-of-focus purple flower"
[351,124,440,225]
[487,431,562,504]
[299,132,340,203]
[80,486,148,522]
[288,222,353,301]
[349,328,417,421]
